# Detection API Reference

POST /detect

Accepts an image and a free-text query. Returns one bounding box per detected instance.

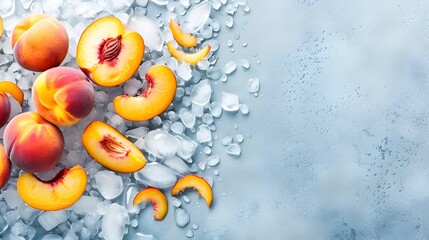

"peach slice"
[133,187,168,221]
[167,42,211,65]
[0,16,3,38]
[82,121,146,173]
[17,165,87,211]
[169,19,197,48]
[11,14,69,72]
[4,112,64,173]
[0,93,10,128]
[0,145,11,189]
[76,16,144,87]
[0,81,24,106]
[171,174,213,207]
[113,65,176,121]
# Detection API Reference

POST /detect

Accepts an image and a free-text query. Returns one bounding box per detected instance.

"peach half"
[113,65,176,121]
[167,42,211,65]
[0,93,10,128]
[0,145,11,189]
[82,121,146,173]
[3,112,64,173]
[32,67,95,127]
[171,174,213,207]
[169,19,197,48]
[76,16,144,87]
[17,165,87,211]
[11,14,69,72]
[133,187,168,221]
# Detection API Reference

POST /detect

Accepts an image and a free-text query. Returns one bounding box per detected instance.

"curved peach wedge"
[82,121,146,173]
[76,16,144,87]
[0,81,24,106]
[0,145,11,189]
[3,112,64,173]
[169,19,197,48]
[171,174,213,207]
[0,93,11,128]
[0,16,3,38]
[17,165,87,211]
[12,14,69,72]
[32,67,95,127]
[167,42,211,65]
[133,187,168,221]
[113,65,176,121]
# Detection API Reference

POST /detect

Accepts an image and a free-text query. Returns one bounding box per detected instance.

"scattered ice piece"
[207,66,222,80]
[134,162,177,188]
[71,196,100,215]
[64,230,79,240]
[95,171,124,200]
[198,162,206,171]
[207,155,220,166]
[201,26,213,39]
[222,136,233,145]
[102,203,129,240]
[136,232,157,240]
[125,127,149,139]
[174,208,190,228]
[131,219,139,227]
[190,80,212,106]
[150,0,169,5]
[220,74,227,82]
[214,169,219,176]
[248,78,260,93]
[182,1,211,32]
[186,229,194,238]
[192,104,204,117]
[64,150,85,168]
[202,113,214,124]
[80,227,91,240]
[163,156,191,176]
[144,129,180,158]
[177,62,192,81]
[83,212,101,229]
[192,224,199,230]
[171,122,185,134]
[3,187,22,209]
[226,4,237,14]
[41,234,63,240]
[225,15,233,28]
[239,104,249,115]
[224,61,237,74]
[128,14,164,51]
[182,195,191,203]
[240,59,250,69]
[204,39,220,51]
[179,108,196,128]
[209,102,223,118]
[11,220,27,236]
[38,210,68,231]
[175,134,198,159]
[123,183,141,214]
[236,134,244,143]
[226,144,241,156]
[124,79,144,96]
[197,124,211,143]
[170,197,182,208]
[18,204,40,225]
[136,0,149,7]
[206,176,214,187]
[221,92,240,111]
[204,146,212,154]
[227,40,233,47]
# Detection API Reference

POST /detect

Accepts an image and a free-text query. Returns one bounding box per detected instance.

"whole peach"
[3,112,64,173]
[32,67,95,127]
[11,14,69,72]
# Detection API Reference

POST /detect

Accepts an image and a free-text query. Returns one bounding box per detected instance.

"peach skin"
[32,67,95,127]
[0,144,11,189]
[11,14,69,72]
[0,93,10,128]
[171,174,213,207]
[169,19,197,48]
[0,16,3,38]
[113,65,177,121]
[133,187,168,221]
[82,121,147,173]
[76,16,144,87]
[3,112,64,173]
[167,42,211,65]
[17,165,87,211]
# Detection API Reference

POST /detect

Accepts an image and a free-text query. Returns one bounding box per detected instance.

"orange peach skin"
[170,19,197,48]
[167,42,211,65]
[113,65,176,121]
[3,112,64,173]
[76,16,144,87]
[0,145,11,189]
[11,14,69,72]
[82,121,147,173]
[0,81,24,106]
[0,93,10,128]
[32,67,95,127]
[133,187,168,220]
[17,165,87,211]
[171,174,213,207]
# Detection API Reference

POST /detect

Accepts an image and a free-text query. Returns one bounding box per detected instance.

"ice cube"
[207,155,220,166]
[11,220,27,236]
[201,26,213,39]
[150,0,169,6]
[182,1,211,32]
[64,150,85,168]
[174,208,190,228]
[170,197,182,208]
[224,60,237,74]
[95,171,124,200]
[136,232,157,240]
[221,92,239,111]
[209,101,222,118]
[162,156,191,176]
[179,108,196,128]
[136,0,149,7]
[128,14,164,51]
[207,66,222,80]
[71,196,100,215]
[144,129,180,159]
[248,77,260,93]
[171,122,185,134]
[176,62,192,81]
[83,212,101,229]
[38,210,68,231]
[225,15,233,28]
[226,143,241,156]
[123,78,144,96]
[190,79,211,106]
[236,134,244,143]
[196,124,211,143]
[239,104,249,115]
[102,203,129,240]
[134,162,177,188]
[64,230,79,240]
[107,0,134,13]
[185,229,194,238]
[3,187,23,209]
[41,234,63,240]
[125,127,149,140]
[240,59,250,69]
[18,204,40,225]
[175,134,198,159]
[123,183,141,215]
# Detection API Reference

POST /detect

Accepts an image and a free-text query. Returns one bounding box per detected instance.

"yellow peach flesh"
[82,121,147,173]
[0,144,11,189]
[171,174,213,207]
[170,19,197,48]
[113,65,177,121]
[0,16,3,38]
[133,187,168,220]
[0,81,24,106]
[167,42,211,65]
[17,165,87,211]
